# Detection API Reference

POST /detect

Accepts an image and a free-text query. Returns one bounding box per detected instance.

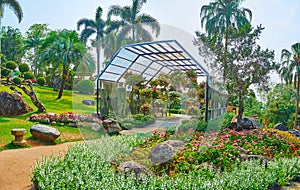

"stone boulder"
[82,100,95,106]
[102,119,122,134]
[30,124,60,142]
[289,129,300,139]
[274,123,288,131]
[117,161,152,180]
[231,116,263,130]
[149,140,185,165]
[0,91,33,116]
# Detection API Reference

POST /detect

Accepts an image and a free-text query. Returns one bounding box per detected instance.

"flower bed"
[31,133,300,189]
[29,112,102,127]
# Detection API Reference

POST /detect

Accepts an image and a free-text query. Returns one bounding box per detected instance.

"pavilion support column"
[205,75,209,122]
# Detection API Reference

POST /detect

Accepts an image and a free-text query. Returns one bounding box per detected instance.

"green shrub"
[19,63,30,73]
[75,80,94,94]
[5,61,17,70]
[170,108,186,114]
[196,120,208,132]
[37,77,46,86]
[12,77,22,85]
[1,68,10,77]
[221,112,235,130]
[24,72,35,79]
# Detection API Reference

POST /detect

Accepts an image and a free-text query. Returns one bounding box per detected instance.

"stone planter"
[11,128,27,146]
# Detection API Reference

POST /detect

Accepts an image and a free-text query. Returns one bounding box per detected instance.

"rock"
[289,130,300,139]
[82,100,95,106]
[102,119,122,134]
[231,116,263,130]
[274,123,288,131]
[78,122,101,131]
[30,124,60,142]
[117,161,152,180]
[149,140,185,165]
[0,91,33,116]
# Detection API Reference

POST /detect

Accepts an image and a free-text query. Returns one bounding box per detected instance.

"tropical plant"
[196,24,276,128]
[39,30,87,99]
[77,6,107,75]
[0,0,23,67]
[278,42,300,129]
[199,0,252,79]
[24,23,50,75]
[0,26,24,63]
[107,0,160,43]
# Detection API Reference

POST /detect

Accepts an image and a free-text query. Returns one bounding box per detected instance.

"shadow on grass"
[0,117,10,123]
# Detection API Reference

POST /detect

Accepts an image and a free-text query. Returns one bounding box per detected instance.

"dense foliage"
[74,80,95,94]
[31,131,300,190]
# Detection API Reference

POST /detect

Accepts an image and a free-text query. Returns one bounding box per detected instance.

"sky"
[3,0,300,82]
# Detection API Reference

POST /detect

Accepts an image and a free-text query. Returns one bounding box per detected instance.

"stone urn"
[11,128,27,146]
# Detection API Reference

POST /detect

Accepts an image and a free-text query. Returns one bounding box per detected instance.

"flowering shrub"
[171,128,300,173]
[140,103,151,115]
[29,112,102,126]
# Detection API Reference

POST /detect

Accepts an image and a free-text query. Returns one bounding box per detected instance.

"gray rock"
[82,100,95,106]
[102,119,122,134]
[30,124,60,142]
[231,116,263,130]
[149,140,185,165]
[0,91,33,116]
[78,122,101,131]
[117,161,152,180]
[289,130,300,139]
[274,123,288,131]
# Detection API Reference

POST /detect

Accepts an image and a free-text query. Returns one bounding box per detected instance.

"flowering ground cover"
[31,127,300,189]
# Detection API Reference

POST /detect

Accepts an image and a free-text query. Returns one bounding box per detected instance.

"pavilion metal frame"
[96,40,220,121]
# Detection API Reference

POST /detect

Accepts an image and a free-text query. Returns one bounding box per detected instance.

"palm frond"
[2,0,23,22]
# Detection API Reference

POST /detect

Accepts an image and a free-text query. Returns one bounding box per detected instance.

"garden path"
[0,142,77,190]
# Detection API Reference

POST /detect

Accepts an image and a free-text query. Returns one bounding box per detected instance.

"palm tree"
[0,0,23,77]
[279,42,300,129]
[40,30,87,99]
[107,0,160,43]
[77,6,106,76]
[200,0,251,79]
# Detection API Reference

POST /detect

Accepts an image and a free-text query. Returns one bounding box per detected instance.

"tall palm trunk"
[294,61,300,129]
[96,42,101,75]
[57,63,68,99]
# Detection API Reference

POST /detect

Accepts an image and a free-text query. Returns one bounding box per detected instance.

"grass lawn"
[0,85,97,151]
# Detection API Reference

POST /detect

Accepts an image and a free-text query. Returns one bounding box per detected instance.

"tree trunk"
[294,62,300,129]
[223,34,228,83]
[18,82,46,112]
[237,89,244,130]
[96,43,100,76]
[57,64,68,99]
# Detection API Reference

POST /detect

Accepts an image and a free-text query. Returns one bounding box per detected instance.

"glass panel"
[144,67,157,75]
[118,49,138,61]
[127,47,143,54]
[134,46,151,54]
[143,44,159,53]
[150,62,162,70]
[136,56,152,66]
[106,65,127,74]
[143,74,152,81]
[151,43,167,52]
[130,63,147,72]
[111,57,132,67]
[161,67,171,74]
[100,72,120,81]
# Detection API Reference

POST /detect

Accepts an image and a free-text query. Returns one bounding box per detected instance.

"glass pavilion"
[96,40,226,121]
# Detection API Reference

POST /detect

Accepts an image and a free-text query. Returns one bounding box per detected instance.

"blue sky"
[3,0,300,81]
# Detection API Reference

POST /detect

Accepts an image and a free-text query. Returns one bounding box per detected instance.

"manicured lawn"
[0,85,97,151]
